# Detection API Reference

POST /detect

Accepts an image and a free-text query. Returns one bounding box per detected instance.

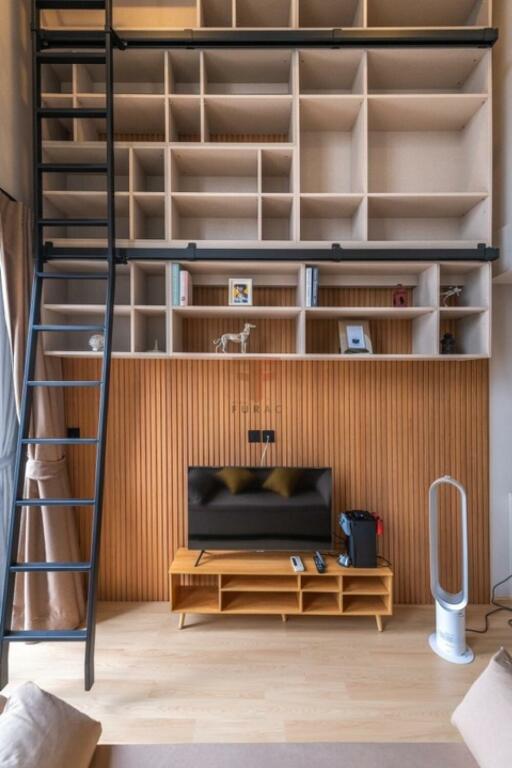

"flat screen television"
[187,466,332,552]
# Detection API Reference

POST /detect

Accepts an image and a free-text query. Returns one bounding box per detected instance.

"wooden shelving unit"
[169,549,393,630]
[39,42,492,250]
[41,0,492,30]
[40,258,491,359]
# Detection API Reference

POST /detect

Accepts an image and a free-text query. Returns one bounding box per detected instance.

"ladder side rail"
[84,0,117,691]
[0,0,44,689]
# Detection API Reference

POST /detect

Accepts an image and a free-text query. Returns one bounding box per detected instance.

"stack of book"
[171,264,193,306]
[305,266,319,308]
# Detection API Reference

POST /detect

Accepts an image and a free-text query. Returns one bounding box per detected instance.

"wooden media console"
[169,548,393,630]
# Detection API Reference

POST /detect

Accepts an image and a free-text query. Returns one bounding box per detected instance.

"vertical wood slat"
[63,358,489,604]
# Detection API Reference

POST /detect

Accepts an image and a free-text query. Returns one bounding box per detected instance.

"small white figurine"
[441,286,463,307]
[88,333,105,352]
[213,323,256,354]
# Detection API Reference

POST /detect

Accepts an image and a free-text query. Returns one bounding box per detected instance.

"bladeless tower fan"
[428,475,474,664]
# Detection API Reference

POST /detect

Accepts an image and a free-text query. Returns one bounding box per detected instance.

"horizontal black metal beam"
[44,243,500,263]
[37,28,499,51]
[118,28,499,49]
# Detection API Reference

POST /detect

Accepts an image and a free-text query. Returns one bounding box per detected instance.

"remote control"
[314,551,326,574]
[290,555,305,573]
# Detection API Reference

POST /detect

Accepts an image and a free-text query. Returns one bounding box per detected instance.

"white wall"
[0,0,31,205]
[491,0,512,596]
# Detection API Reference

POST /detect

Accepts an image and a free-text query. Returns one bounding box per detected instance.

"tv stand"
[169,549,393,631]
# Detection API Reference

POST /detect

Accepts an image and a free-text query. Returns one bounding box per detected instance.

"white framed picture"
[338,320,373,354]
[228,278,253,306]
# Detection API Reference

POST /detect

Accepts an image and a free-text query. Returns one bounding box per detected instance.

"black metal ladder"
[0,0,119,690]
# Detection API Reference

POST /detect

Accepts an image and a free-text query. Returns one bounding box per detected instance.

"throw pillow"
[263,467,303,497]
[188,468,218,505]
[0,681,102,768]
[451,647,512,768]
[217,467,255,494]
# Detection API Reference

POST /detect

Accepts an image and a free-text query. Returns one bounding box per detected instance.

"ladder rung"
[37,271,108,280]
[28,380,103,387]
[10,562,91,573]
[39,163,108,174]
[16,499,95,507]
[37,0,105,9]
[37,51,106,65]
[21,437,99,446]
[37,107,107,120]
[38,218,109,228]
[4,629,88,642]
[33,323,105,332]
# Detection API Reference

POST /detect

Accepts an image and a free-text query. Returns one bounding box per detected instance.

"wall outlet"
[262,430,275,443]
[248,430,261,443]
[67,427,80,439]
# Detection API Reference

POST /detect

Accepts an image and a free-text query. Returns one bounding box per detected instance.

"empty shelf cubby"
[300,196,365,242]
[132,263,167,306]
[261,149,293,192]
[200,0,233,27]
[171,195,258,241]
[367,49,490,95]
[298,0,365,28]
[132,195,166,241]
[204,96,294,143]
[115,96,166,142]
[300,97,365,194]
[261,196,294,241]
[169,98,202,142]
[368,96,490,194]
[132,148,165,192]
[113,50,165,94]
[168,51,201,95]
[171,148,258,193]
[41,62,72,94]
[299,49,365,95]
[366,0,490,28]
[204,50,293,95]
[235,0,293,28]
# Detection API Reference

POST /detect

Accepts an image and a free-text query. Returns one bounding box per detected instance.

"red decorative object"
[392,284,409,307]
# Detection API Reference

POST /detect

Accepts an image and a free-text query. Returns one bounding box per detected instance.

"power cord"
[467,574,512,634]
[259,434,271,466]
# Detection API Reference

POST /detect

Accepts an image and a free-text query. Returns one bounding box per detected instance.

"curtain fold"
[0,193,85,630]
[0,285,17,599]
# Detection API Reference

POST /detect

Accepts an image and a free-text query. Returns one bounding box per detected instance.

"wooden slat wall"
[63,358,489,604]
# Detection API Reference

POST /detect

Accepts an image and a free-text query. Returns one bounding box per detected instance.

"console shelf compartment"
[170,549,393,629]
[221,575,299,591]
[302,593,340,613]
[234,0,293,29]
[301,576,340,592]
[200,0,233,27]
[171,148,259,193]
[299,50,365,95]
[204,96,294,143]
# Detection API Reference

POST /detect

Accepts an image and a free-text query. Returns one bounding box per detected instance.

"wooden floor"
[5,602,512,744]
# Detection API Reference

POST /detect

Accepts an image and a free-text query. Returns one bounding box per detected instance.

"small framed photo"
[229,278,253,306]
[338,320,373,354]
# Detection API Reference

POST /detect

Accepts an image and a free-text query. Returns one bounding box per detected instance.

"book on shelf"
[171,263,181,307]
[305,266,319,308]
[179,269,193,307]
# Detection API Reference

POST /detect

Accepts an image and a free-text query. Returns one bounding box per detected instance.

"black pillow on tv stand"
[188,468,218,505]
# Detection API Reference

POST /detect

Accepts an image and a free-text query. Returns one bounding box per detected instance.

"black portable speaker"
[339,510,377,568]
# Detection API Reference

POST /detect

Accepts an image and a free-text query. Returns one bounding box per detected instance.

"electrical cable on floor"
[467,574,512,633]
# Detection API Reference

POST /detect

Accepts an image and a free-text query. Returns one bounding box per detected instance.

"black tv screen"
[187,466,332,551]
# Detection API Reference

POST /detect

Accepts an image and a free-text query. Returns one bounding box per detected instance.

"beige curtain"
[0,193,85,630]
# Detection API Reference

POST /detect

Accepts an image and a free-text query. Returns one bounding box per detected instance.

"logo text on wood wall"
[233,366,282,414]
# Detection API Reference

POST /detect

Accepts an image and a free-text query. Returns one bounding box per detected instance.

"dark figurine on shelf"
[392,284,409,307]
[440,333,457,355]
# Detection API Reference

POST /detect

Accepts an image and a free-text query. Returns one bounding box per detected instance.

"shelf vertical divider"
[129,261,136,355]
[200,50,206,143]
[166,262,173,355]
[292,49,301,242]
[257,149,263,241]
